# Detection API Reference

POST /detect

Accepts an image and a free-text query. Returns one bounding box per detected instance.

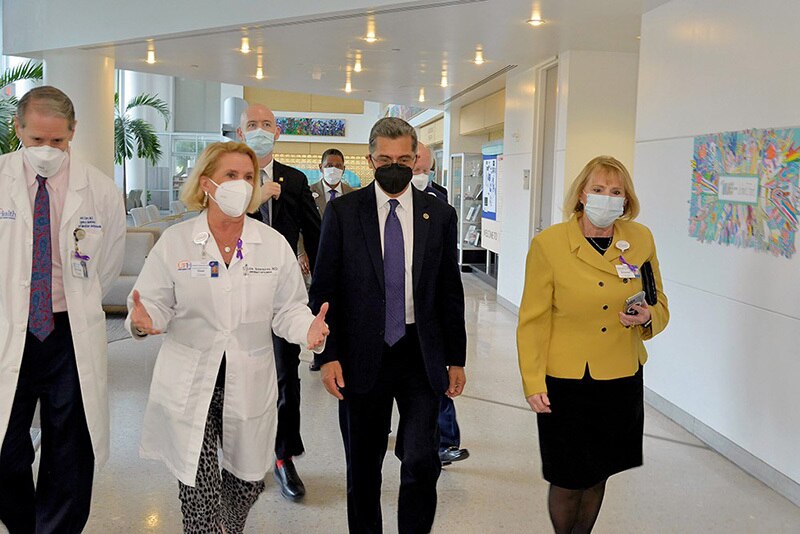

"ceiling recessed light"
[440,73,448,88]
[146,49,156,64]
[418,88,425,103]
[474,47,484,65]
[345,80,352,93]
[240,36,251,54]
[256,66,264,80]
[526,18,545,27]
[364,32,377,44]
[354,53,362,73]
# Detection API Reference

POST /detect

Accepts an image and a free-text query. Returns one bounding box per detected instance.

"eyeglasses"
[370,155,417,167]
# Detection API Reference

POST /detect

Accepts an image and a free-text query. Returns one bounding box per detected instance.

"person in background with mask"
[237,103,321,502]
[309,117,467,534]
[0,86,126,533]
[310,148,355,216]
[411,142,447,203]
[517,156,669,534]
[306,148,354,371]
[126,142,330,533]
[411,142,469,467]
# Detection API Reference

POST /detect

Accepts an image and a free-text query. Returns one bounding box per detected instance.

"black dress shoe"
[309,361,321,372]
[439,446,470,466]
[274,459,306,501]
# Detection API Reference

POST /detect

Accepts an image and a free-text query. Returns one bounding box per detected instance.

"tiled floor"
[12,274,800,533]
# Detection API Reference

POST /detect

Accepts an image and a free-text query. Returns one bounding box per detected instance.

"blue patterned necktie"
[259,169,271,226]
[29,175,54,341]
[384,199,405,346]
[329,189,337,202]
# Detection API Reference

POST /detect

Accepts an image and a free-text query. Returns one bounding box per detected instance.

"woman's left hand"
[307,302,330,350]
[619,302,651,327]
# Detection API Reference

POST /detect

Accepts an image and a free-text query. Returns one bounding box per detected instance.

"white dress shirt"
[375,183,415,324]
[323,181,343,202]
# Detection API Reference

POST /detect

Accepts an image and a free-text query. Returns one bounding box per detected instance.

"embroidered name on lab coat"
[78,216,102,229]
[244,265,278,276]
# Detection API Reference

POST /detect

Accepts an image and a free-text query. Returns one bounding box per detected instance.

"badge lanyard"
[72,228,90,278]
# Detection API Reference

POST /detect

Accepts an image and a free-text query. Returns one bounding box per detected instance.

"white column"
[122,70,175,196]
[43,49,116,179]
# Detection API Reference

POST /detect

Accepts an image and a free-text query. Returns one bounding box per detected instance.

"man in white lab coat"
[0,86,126,534]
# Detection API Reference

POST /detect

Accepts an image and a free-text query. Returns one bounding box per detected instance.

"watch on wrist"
[642,319,652,329]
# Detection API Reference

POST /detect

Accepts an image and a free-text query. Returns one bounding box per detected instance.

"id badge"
[615,264,637,279]
[71,258,88,278]
[191,262,212,278]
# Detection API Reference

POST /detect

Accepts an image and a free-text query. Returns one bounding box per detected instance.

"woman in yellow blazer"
[517,156,668,533]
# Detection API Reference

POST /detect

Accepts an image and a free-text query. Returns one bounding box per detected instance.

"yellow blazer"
[517,216,669,396]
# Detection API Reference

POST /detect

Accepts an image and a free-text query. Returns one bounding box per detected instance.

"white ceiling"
[87,0,665,108]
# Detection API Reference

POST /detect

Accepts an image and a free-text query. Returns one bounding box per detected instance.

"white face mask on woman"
[23,145,67,177]
[208,179,253,218]
[583,193,624,228]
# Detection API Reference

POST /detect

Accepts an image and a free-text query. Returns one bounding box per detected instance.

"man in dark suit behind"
[309,117,467,534]
[238,103,321,502]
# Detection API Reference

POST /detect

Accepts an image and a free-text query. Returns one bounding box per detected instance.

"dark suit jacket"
[249,159,321,270]
[308,183,467,395]
[310,180,355,217]
[430,181,448,201]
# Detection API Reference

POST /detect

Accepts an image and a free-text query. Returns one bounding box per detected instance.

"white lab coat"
[0,150,126,468]
[126,211,316,485]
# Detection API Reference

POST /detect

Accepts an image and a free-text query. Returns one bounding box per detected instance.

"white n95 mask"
[322,167,344,186]
[24,146,67,177]
[208,179,253,218]
[583,194,624,228]
[411,173,430,191]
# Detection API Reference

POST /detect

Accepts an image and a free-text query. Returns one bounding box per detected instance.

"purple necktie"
[329,189,337,202]
[29,175,54,341]
[384,199,405,346]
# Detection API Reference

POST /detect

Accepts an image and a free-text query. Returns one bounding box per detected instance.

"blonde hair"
[180,142,262,213]
[563,156,640,220]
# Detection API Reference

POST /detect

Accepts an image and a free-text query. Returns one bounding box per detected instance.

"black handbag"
[640,261,657,305]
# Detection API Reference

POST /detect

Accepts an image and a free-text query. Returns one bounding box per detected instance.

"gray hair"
[17,86,76,131]
[368,117,417,154]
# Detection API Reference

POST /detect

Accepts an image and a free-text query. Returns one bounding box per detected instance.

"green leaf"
[0,60,43,90]
[128,118,163,165]
[124,93,170,128]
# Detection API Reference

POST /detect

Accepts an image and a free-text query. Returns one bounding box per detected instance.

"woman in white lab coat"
[126,141,328,534]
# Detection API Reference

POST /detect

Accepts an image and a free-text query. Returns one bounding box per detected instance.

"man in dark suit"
[238,103,321,502]
[306,148,355,372]
[411,143,468,467]
[309,117,467,534]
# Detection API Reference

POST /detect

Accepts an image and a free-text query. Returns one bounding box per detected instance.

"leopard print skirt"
[178,386,265,534]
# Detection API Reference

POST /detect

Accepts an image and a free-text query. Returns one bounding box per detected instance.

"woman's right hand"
[131,289,162,335]
[526,392,551,413]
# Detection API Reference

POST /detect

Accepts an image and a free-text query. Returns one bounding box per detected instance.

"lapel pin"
[423,213,430,220]
[615,240,630,252]
[278,177,284,183]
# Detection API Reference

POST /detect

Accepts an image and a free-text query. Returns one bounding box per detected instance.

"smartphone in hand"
[625,291,646,315]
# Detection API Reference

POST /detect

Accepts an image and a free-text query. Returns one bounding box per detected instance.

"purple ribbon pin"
[235,239,243,260]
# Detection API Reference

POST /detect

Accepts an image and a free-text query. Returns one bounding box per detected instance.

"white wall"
[174,78,222,133]
[635,0,800,484]
[496,66,535,308]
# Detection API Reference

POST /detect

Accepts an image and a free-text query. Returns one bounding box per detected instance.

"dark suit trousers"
[0,313,94,534]
[273,333,304,459]
[438,396,461,451]
[338,326,441,534]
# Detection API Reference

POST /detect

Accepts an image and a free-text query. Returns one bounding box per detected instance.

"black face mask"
[374,163,413,195]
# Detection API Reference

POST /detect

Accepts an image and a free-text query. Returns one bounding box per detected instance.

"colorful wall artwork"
[690,128,800,258]
[276,117,346,137]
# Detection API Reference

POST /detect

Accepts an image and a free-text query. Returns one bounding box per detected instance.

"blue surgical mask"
[244,129,275,158]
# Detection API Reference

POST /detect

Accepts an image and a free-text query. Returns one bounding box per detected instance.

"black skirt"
[536,364,644,490]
